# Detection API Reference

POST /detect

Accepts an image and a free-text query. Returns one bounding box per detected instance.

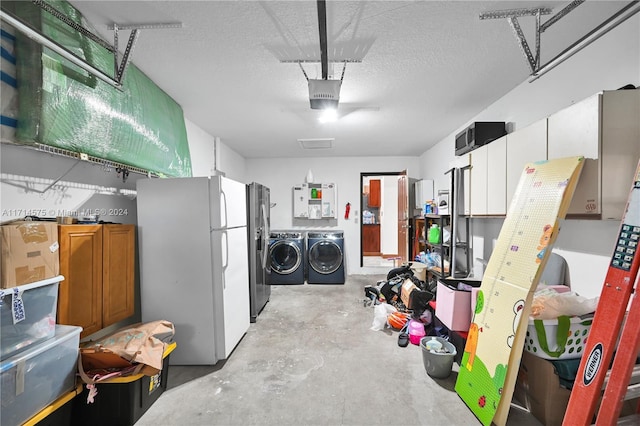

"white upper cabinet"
[486,136,507,215]
[506,119,548,210]
[547,89,640,219]
[467,135,507,216]
[469,144,488,216]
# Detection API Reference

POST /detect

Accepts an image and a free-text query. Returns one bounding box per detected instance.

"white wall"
[418,14,640,299]
[1,143,140,224]
[186,118,216,177]
[185,119,246,182]
[245,156,420,275]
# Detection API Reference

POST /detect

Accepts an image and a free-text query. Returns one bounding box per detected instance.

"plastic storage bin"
[71,342,176,426]
[435,281,472,332]
[0,276,63,360]
[1,325,81,426]
[22,383,83,426]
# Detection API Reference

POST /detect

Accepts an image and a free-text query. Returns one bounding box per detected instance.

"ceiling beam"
[317,0,328,80]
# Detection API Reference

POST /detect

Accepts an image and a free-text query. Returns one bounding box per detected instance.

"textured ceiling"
[66,1,627,159]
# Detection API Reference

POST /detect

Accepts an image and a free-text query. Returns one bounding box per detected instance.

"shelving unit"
[411,217,426,259]
[424,165,471,284]
[292,182,337,219]
[424,213,470,282]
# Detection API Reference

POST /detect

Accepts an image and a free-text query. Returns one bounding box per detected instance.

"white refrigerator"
[136,176,250,365]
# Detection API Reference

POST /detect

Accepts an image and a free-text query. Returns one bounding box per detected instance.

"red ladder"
[563,160,640,425]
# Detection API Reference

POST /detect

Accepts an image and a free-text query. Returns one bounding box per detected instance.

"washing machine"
[306,231,345,284]
[267,231,305,285]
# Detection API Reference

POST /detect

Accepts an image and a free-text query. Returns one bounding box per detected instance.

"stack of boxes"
[0,221,82,425]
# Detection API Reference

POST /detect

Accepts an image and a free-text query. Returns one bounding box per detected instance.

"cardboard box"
[435,281,471,331]
[514,350,571,426]
[401,278,418,307]
[1,222,59,288]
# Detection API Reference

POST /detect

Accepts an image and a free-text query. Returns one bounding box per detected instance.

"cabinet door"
[102,224,135,328]
[368,179,381,207]
[469,145,488,215]
[548,93,601,215]
[600,90,640,220]
[487,136,507,215]
[362,225,381,255]
[506,119,548,208]
[58,225,103,338]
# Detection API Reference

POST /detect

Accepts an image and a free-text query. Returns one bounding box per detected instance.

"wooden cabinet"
[58,225,103,337]
[411,218,426,259]
[58,224,135,338]
[362,224,381,255]
[102,225,136,327]
[547,89,640,219]
[368,179,381,207]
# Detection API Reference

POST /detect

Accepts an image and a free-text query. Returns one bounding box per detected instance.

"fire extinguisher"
[344,202,351,220]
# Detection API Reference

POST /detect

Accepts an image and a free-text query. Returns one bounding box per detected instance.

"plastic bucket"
[420,336,457,379]
[410,262,427,281]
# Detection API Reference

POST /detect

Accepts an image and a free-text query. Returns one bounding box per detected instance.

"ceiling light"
[318,108,338,123]
[308,79,341,110]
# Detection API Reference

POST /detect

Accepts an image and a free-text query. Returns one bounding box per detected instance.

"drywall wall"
[186,118,216,177]
[245,156,420,275]
[419,13,640,299]
[0,143,139,224]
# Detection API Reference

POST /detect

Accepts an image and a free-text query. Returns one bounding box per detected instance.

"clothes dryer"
[267,231,305,285]
[306,231,345,284]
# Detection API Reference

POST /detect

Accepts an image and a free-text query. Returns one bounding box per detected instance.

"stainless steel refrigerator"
[136,176,250,365]
[247,182,271,322]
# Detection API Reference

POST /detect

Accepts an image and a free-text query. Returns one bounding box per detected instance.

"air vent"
[298,138,334,149]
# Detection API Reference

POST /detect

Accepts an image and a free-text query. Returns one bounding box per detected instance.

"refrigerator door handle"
[260,203,269,269]
[220,188,228,229]
[222,230,229,289]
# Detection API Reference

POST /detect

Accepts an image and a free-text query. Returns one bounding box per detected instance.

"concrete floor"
[136,275,543,426]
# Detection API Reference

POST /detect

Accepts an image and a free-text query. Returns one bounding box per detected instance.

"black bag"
[380,276,403,303]
[386,265,413,280]
[407,289,434,314]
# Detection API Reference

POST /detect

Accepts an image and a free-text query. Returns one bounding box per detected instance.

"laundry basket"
[420,336,457,379]
[524,315,593,360]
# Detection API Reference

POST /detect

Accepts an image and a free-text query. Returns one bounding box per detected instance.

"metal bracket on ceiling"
[480,3,582,74]
[297,61,348,82]
[481,1,640,81]
[109,22,181,86]
[0,1,181,89]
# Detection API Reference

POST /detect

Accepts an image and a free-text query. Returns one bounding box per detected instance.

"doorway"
[360,171,410,268]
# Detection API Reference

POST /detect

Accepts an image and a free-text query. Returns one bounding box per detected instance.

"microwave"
[455,122,506,156]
